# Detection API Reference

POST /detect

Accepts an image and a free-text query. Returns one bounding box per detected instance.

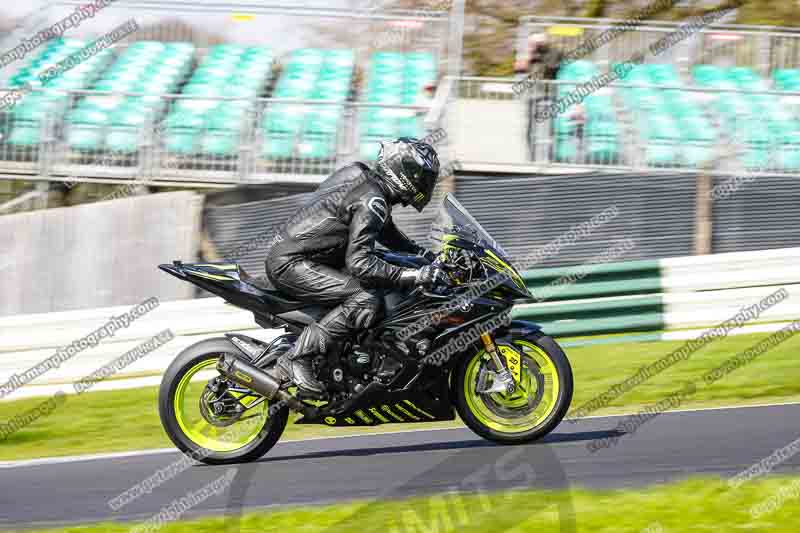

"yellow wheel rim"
[464,340,561,434]
[173,358,270,452]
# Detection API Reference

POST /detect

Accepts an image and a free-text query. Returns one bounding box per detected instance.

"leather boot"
[276,352,326,397]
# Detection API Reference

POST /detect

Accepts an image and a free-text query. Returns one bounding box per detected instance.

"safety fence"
[0,297,271,401]
[203,171,800,279]
[518,16,800,76]
[0,0,457,184]
[2,245,798,400]
[0,91,434,183]
[512,247,800,337]
[448,76,800,174]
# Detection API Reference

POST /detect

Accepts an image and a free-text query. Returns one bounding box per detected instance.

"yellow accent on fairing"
[499,344,522,383]
[195,264,239,271]
[403,400,435,420]
[482,250,525,290]
[187,271,235,281]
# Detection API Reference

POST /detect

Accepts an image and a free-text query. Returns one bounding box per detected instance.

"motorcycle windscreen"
[430,194,513,262]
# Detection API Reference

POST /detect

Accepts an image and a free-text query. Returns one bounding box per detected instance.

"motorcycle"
[158,194,573,464]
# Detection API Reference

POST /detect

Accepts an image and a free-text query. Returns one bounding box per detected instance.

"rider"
[265,137,450,396]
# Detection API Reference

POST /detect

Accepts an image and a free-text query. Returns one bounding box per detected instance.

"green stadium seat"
[162,129,197,155]
[297,133,335,158]
[111,105,156,127]
[359,136,383,160]
[680,116,715,142]
[774,144,800,171]
[304,106,342,134]
[645,141,679,166]
[5,124,42,146]
[206,108,247,132]
[359,51,436,153]
[397,117,422,138]
[67,106,112,126]
[680,115,716,167]
[642,114,681,141]
[11,99,59,122]
[262,133,296,158]
[555,136,577,162]
[106,126,140,153]
[66,125,105,151]
[692,65,725,85]
[55,41,198,154]
[201,130,240,157]
[773,69,800,90]
[264,105,306,134]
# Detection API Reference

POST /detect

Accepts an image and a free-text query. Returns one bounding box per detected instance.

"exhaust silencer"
[217,354,309,414]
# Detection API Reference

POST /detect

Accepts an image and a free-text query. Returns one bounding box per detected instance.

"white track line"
[2,400,799,469]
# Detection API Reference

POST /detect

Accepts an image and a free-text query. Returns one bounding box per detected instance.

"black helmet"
[374,137,440,212]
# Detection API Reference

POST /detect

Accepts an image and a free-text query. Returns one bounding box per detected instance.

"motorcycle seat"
[238,266,307,308]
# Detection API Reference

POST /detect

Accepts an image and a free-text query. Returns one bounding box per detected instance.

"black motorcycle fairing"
[159,261,332,333]
[223,333,271,361]
[296,363,455,427]
[507,319,544,338]
[159,262,309,312]
[373,249,430,269]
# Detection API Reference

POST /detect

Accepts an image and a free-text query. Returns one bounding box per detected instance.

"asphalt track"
[2,403,800,529]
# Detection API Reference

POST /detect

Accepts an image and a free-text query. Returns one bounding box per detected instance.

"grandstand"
[2,41,437,170]
[0,2,451,184]
[550,61,800,171]
[5,38,115,148]
[501,15,800,174]
[0,5,797,219]
[2,1,800,315]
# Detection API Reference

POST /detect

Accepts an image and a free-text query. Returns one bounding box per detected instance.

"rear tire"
[453,333,572,444]
[159,338,289,465]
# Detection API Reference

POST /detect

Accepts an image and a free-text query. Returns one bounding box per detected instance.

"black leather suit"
[265,162,423,360]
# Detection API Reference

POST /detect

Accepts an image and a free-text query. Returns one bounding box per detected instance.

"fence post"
[694,174,713,255]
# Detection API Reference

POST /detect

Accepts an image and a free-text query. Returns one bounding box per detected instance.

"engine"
[323,343,405,398]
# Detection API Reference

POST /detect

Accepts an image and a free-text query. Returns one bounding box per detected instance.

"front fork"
[478,332,518,395]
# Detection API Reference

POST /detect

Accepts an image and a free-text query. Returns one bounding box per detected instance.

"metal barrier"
[518,16,800,75]
[514,247,800,337]
[448,76,800,175]
[3,246,799,402]
[0,89,436,184]
[0,0,460,185]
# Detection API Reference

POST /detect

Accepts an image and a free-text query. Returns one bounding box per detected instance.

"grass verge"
[13,476,800,532]
[1,329,799,460]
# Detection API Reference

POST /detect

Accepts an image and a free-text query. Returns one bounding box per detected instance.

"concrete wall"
[0,191,203,317]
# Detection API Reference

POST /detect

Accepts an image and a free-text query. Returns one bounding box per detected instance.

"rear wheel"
[159,338,289,464]
[454,333,572,444]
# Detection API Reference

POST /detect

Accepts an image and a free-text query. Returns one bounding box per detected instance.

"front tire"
[454,333,573,444]
[159,338,289,464]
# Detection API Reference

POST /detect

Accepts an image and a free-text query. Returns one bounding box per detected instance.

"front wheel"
[159,338,289,464]
[453,333,573,444]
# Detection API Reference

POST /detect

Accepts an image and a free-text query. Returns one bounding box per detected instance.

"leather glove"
[415,264,450,289]
[418,249,437,263]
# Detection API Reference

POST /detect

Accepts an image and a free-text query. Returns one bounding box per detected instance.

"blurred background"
[2,7,800,528]
[0,0,798,322]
